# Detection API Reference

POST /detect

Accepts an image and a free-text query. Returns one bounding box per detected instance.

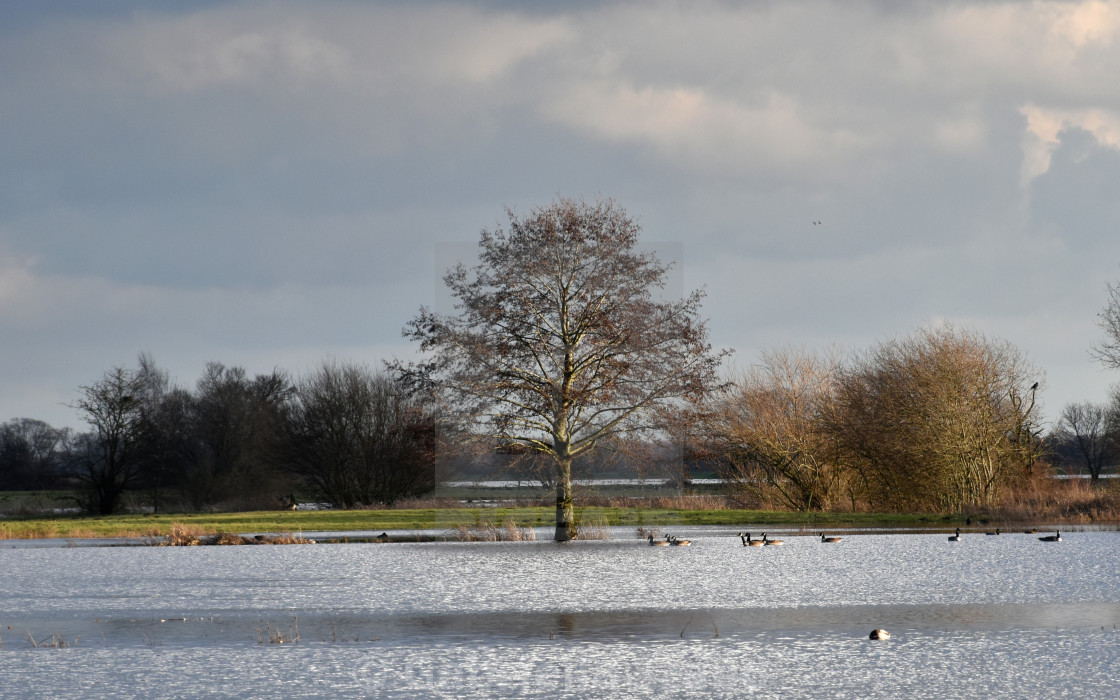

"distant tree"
[0,418,69,491]
[1055,401,1113,480]
[707,348,848,511]
[398,197,728,540]
[131,353,196,512]
[68,365,148,514]
[829,325,1041,512]
[188,362,293,509]
[1092,279,1120,369]
[283,361,436,507]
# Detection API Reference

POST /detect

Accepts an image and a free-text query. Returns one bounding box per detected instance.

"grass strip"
[0,507,955,541]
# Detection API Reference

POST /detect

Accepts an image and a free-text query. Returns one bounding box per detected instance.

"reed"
[257,617,300,645]
[452,517,537,541]
[164,523,206,546]
[575,514,610,540]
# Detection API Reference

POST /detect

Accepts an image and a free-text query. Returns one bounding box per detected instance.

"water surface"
[2,528,1117,697]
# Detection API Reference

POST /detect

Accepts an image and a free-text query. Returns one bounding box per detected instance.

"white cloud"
[1020,103,1120,185]
[1049,0,1120,47]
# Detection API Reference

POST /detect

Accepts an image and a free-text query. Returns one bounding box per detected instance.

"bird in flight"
[811,220,822,225]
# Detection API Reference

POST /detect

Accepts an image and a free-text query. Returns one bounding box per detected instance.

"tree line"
[1,355,438,514]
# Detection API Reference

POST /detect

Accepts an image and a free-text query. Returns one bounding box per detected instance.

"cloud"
[1020,103,1120,185]
[99,4,572,100]
[4,0,1120,431]
[540,82,868,179]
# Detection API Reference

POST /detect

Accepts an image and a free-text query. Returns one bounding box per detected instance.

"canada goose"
[985,529,1000,536]
[869,629,890,640]
[820,533,842,543]
[648,533,670,546]
[669,535,692,546]
[948,528,962,542]
[739,532,764,547]
[761,533,784,546]
[1038,531,1061,542]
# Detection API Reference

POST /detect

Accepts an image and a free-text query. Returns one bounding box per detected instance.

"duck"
[820,532,842,543]
[985,528,1000,536]
[1038,531,1061,542]
[869,629,891,640]
[761,533,784,546]
[648,533,670,546]
[739,532,764,547]
[669,535,692,546]
[948,528,962,542]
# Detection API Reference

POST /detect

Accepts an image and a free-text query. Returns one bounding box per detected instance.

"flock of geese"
[647,529,1064,546]
[948,528,1061,542]
[647,533,692,546]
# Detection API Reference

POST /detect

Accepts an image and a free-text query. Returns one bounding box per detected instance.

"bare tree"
[1055,401,1113,480]
[68,366,148,514]
[188,362,292,508]
[0,418,69,490]
[283,361,436,508]
[707,348,847,511]
[397,197,728,540]
[130,354,197,513]
[1091,280,1120,369]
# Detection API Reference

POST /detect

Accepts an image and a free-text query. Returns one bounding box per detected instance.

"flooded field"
[2,527,1118,697]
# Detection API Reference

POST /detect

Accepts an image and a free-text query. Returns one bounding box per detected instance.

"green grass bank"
[0,507,966,541]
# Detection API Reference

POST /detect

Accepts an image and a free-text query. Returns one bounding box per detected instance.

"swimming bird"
[985,529,1000,536]
[820,533,842,543]
[948,528,962,542]
[1038,531,1061,542]
[761,533,784,546]
[739,532,764,547]
[648,533,670,546]
[869,629,890,640]
[669,535,692,546]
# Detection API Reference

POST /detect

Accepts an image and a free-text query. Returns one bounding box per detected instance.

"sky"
[3,0,1120,432]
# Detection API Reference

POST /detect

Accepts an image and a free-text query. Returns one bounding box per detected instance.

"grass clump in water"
[452,517,537,541]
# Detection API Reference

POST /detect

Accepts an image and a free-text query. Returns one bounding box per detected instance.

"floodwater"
[2,527,1119,698]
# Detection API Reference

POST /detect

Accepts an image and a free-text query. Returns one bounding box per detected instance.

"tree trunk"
[554,458,575,541]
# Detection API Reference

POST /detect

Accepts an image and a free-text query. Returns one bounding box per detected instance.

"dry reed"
[257,617,300,645]
[574,514,610,540]
[452,517,537,541]
[162,523,314,546]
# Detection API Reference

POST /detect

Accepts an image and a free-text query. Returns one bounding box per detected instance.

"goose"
[985,528,1000,536]
[820,533,842,543]
[669,535,692,546]
[739,532,764,547]
[869,629,890,640]
[648,533,670,546]
[1038,531,1061,542]
[948,528,962,542]
[761,533,784,546]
